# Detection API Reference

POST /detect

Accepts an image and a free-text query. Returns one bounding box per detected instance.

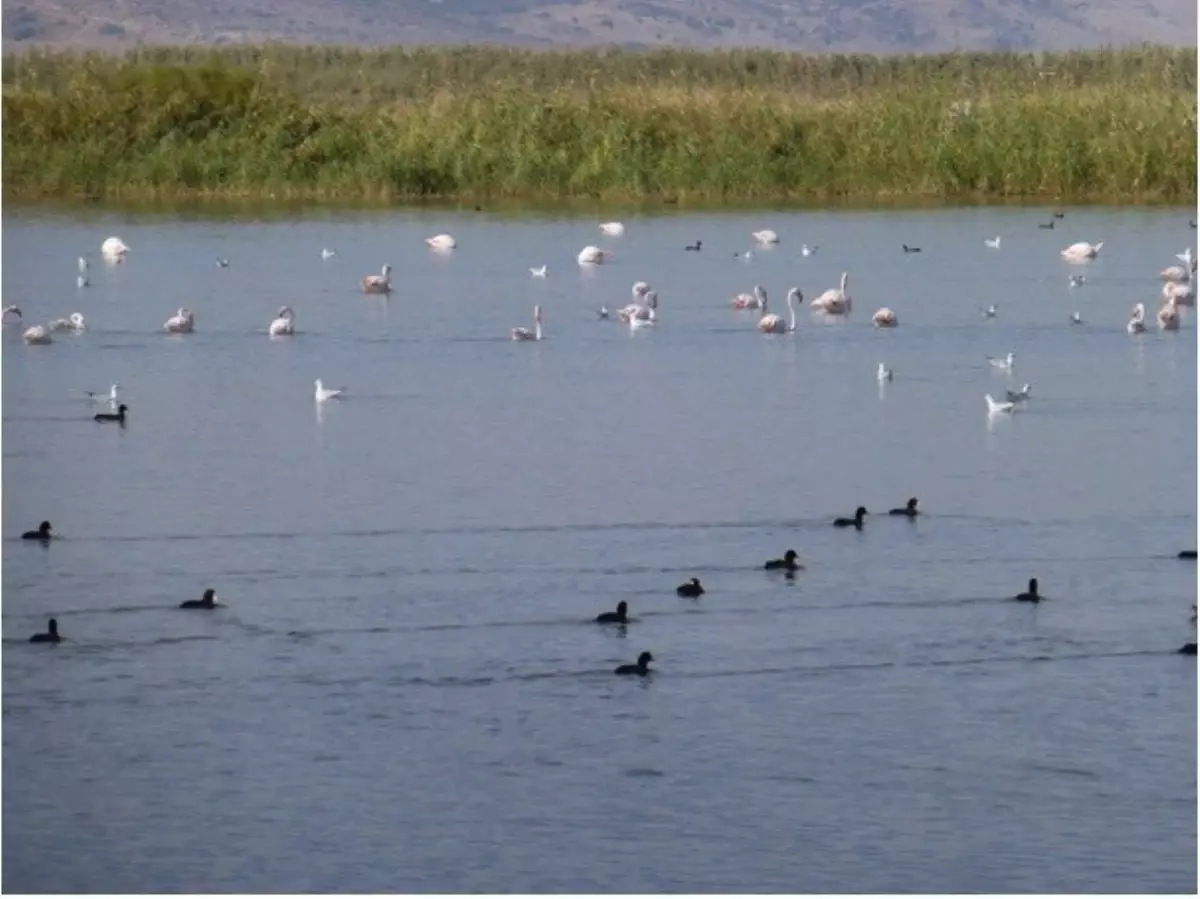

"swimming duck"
[1014,578,1041,603]
[1179,643,1197,655]
[94,404,127,423]
[888,498,919,517]
[764,549,802,571]
[614,651,654,676]
[30,618,61,643]
[833,507,868,529]
[595,601,628,624]
[1179,550,1197,559]
[180,588,222,610]
[21,521,55,540]
[676,578,704,598]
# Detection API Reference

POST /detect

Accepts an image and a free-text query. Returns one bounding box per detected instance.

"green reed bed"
[3,45,1195,203]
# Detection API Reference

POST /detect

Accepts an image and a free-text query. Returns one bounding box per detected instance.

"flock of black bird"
[19,494,1198,661]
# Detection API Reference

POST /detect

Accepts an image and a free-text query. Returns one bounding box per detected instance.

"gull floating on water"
[321,248,337,259]
[981,304,998,318]
[78,256,89,273]
[597,306,610,320]
[801,244,818,257]
[987,352,1015,371]
[85,384,121,406]
[877,363,893,382]
[1069,311,1083,325]
[511,305,543,341]
[216,258,229,268]
[529,265,547,278]
[1005,383,1032,403]
[1069,275,1087,288]
[985,394,1016,415]
[77,274,89,288]
[734,250,754,261]
[985,236,1001,249]
[314,379,345,402]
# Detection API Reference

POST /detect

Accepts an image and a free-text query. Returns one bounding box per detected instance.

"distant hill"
[3,0,1197,54]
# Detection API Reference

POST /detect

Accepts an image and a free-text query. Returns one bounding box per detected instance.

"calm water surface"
[3,204,1197,893]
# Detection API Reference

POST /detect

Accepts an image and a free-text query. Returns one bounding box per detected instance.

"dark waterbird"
[595,601,628,624]
[180,588,222,610]
[1014,578,1042,603]
[685,240,702,252]
[1178,550,1197,559]
[833,507,868,530]
[764,549,802,571]
[94,403,128,423]
[22,520,55,540]
[1179,643,1196,655]
[30,618,61,643]
[902,244,922,253]
[888,498,920,517]
[676,578,704,598]
[1053,211,1066,219]
[615,651,654,676]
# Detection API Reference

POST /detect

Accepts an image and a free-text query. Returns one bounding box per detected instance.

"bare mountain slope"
[3,0,1196,53]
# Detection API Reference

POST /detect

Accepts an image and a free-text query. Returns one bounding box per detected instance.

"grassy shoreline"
[3,45,1196,204]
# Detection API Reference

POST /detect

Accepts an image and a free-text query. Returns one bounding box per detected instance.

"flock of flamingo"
[3,223,1196,416]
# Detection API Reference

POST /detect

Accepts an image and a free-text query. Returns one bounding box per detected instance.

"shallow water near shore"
[3,203,1196,893]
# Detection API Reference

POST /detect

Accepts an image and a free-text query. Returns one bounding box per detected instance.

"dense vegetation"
[2,44,1195,203]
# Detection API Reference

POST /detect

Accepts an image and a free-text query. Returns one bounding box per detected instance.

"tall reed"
[3,45,1195,202]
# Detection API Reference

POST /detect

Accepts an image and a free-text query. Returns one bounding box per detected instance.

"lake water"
[2,203,1196,893]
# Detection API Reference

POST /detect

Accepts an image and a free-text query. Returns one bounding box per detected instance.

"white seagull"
[314,379,345,402]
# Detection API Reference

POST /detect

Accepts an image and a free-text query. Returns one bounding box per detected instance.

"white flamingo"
[617,283,655,321]
[985,236,1001,249]
[811,272,852,315]
[361,264,392,295]
[511,305,543,341]
[757,288,799,333]
[1127,303,1147,334]
[163,307,194,333]
[599,222,625,236]
[732,284,767,310]
[1162,248,1195,282]
[314,379,345,402]
[269,306,296,336]
[1061,241,1103,263]
[426,233,456,251]
[1163,280,1195,306]
[22,324,52,344]
[630,308,655,331]
[577,245,612,265]
[751,229,780,245]
[872,307,897,327]
[48,313,86,332]
[101,236,129,262]
[1157,297,1181,331]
